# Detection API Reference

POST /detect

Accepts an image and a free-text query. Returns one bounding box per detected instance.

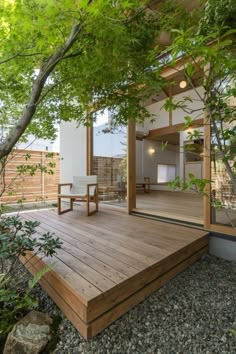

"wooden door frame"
[203,111,211,229]
[125,117,236,236]
[85,108,235,236]
[127,120,136,213]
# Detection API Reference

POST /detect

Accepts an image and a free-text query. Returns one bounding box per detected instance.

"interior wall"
[138,87,205,189]
[60,121,87,183]
[136,140,143,180]
[136,139,179,190]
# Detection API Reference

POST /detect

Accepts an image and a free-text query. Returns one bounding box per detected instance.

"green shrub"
[0,215,62,335]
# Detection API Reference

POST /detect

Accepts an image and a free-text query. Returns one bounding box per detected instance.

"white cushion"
[71,176,97,195]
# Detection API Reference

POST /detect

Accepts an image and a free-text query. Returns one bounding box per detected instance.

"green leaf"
[28,265,52,291]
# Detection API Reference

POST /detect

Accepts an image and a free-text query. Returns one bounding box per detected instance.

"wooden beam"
[208,224,236,237]
[162,87,169,98]
[127,120,136,212]
[160,56,202,80]
[147,118,204,138]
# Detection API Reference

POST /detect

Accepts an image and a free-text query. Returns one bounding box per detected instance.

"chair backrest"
[71,176,97,195]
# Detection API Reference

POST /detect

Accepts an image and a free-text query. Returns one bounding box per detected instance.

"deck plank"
[25,215,131,284]
[25,213,137,277]
[43,211,169,259]
[33,212,155,267]
[21,207,208,339]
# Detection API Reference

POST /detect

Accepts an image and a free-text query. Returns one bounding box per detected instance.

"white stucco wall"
[94,124,126,157]
[136,140,144,180]
[172,87,205,125]
[144,86,205,131]
[60,121,87,183]
[145,99,169,130]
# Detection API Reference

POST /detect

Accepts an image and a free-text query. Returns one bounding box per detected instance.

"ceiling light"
[179,80,187,89]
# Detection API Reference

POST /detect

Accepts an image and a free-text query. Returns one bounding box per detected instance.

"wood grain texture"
[203,109,211,229]
[127,120,136,212]
[136,190,203,224]
[147,118,204,138]
[0,149,60,204]
[20,206,208,339]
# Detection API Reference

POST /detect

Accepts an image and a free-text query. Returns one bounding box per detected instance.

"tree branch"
[0,23,83,160]
[0,52,42,65]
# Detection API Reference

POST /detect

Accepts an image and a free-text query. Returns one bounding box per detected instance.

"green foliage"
[0,215,62,261]
[186,130,204,142]
[27,265,52,292]
[0,278,38,335]
[160,141,168,151]
[0,0,167,146]
[0,266,52,335]
[199,0,236,34]
[169,175,211,196]
[162,6,236,203]
[0,215,62,335]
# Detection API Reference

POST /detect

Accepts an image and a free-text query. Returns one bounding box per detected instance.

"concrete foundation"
[209,235,236,262]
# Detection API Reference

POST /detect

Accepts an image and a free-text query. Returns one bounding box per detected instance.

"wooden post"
[86,123,93,176]
[203,110,211,229]
[41,151,44,200]
[127,120,136,213]
[169,84,173,126]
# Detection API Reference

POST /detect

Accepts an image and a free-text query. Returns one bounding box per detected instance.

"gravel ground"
[17,255,236,353]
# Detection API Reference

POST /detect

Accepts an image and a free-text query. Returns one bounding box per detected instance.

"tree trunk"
[0,24,82,160]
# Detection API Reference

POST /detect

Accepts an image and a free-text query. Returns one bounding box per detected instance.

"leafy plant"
[169,174,211,196]
[160,1,236,228]
[0,215,62,335]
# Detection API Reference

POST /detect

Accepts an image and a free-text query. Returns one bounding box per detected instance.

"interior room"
[135,129,204,224]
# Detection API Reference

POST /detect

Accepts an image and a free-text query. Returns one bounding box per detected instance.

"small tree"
[0,0,170,162]
[161,0,236,228]
[0,215,62,335]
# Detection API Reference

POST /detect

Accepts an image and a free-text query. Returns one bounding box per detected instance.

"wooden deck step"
[21,207,208,339]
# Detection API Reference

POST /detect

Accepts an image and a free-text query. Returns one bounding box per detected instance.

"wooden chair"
[58,176,99,216]
[136,177,150,193]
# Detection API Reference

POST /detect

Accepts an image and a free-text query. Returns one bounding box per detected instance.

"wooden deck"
[104,190,204,224]
[21,206,208,339]
[136,190,203,224]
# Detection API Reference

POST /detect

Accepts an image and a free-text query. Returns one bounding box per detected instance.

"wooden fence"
[93,156,125,188]
[0,149,60,204]
[93,156,126,201]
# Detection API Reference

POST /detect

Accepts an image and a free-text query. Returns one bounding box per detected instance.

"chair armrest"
[58,183,72,194]
[87,183,98,196]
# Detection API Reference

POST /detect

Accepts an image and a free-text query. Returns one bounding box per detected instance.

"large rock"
[4,310,52,354]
